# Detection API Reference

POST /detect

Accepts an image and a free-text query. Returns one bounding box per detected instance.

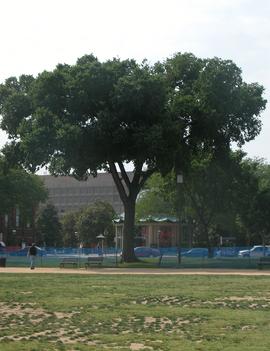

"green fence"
[1,246,268,269]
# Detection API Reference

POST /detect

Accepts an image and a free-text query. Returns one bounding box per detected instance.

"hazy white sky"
[0,0,269,161]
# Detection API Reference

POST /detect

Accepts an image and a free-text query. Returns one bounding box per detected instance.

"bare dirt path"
[1,267,270,275]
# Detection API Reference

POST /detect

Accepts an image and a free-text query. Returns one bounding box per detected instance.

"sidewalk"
[1,267,270,275]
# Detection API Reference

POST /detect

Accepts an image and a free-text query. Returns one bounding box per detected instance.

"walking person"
[28,243,37,269]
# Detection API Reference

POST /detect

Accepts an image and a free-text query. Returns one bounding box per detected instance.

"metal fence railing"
[0,245,268,269]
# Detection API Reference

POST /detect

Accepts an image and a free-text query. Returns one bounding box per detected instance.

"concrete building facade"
[40,173,125,215]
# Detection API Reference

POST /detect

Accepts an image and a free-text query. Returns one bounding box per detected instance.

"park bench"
[59,257,79,268]
[257,256,270,270]
[85,256,104,268]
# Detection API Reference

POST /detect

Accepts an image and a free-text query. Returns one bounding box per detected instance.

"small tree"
[61,211,79,247]
[0,156,47,215]
[137,152,261,250]
[76,202,115,246]
[136,173,176,219]
[252,189,270,245]
[237,159,270,245]
[36,204,62,246]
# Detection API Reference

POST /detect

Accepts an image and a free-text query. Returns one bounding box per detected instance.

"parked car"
[9,246,46,257]
[238,245,270,257]
[181,248,209,257]
[134,247,161,258]
[215,248,238,257]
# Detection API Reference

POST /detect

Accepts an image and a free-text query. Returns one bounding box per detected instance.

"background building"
[114,216,187,249]
[0,173,126,246]
[0,207,36,246]
[40,173,125,215]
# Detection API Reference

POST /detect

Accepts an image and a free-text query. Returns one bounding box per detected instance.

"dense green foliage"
[137,154,270,247]
[136,173,176,219]
[61,211,79,247]
[1,273,270,350]
[76,201,116,246]
[0,157,47,239]
[61,201,116,247]
[0,53,266,261]
[36,204,62,246]
[238,161,270,244]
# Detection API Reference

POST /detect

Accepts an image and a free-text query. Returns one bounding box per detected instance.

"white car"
[238,245,270,257]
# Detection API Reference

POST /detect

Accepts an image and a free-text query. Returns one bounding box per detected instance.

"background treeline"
[35,201,116,248]
[1,151,270,249]
[136,151,270,249]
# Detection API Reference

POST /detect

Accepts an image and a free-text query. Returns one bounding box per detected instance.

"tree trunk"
[109,160,153,262]
[200,225,213,258]
[122,198,138,262]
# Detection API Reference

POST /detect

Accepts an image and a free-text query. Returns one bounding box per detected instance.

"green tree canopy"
[236,159,270,245]
[181,151,259,250]
[136,173,176,219]
[137,152,267,250]
[0,53,266,261]
[36,204,62,246]
[60,211,80,247]
[0,156,47,215]
[252,189,270,244]
[76,201,115,246]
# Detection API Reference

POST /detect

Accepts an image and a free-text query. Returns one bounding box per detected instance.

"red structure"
[0,207,36,246]
[114,216,184,249]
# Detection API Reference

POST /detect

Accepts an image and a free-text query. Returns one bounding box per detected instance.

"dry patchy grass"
[1,274,270,350]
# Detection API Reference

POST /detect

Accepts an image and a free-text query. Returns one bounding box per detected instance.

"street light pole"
[96,234,105,256]
[157,230,161,248]
[74,232,80,267]
[115,229,118,266]
[177,174,183,265]
[12,229,16,247]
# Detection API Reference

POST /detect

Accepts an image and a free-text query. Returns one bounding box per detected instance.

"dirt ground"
[1,267,270,275]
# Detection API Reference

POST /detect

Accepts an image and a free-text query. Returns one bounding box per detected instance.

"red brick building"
[0,207,37,246]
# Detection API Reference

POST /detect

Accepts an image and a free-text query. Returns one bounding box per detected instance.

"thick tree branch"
[184,182,212,230]
[130,161,144,196]
[139,168,156,189]
[117,161,131,188]
[109,161,128,206]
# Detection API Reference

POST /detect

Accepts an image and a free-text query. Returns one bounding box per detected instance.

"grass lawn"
[0,274,270,350]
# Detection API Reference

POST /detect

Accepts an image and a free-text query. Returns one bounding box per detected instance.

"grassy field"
[1,274,270,350]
